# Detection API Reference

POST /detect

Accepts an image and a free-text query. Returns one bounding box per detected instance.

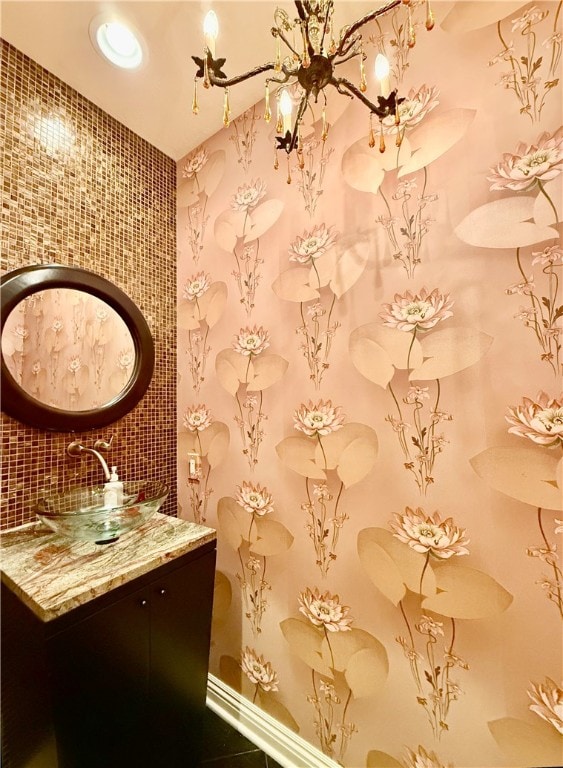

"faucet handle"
[94,435,114,452]
[67,441,84,458]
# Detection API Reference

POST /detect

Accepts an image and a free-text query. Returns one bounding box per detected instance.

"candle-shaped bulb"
[203,10,218,58]
[279,90,293,135]
[374,54,391,98]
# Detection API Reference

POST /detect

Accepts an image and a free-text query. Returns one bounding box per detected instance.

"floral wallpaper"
[177,2,562,766]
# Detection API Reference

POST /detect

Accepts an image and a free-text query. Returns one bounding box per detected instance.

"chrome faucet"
[67,436,114,481]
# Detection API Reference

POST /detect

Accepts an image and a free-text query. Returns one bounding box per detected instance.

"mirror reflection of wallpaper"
[2,288,135,411]
[177,2,562,766]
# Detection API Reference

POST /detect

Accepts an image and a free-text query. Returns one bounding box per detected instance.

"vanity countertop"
[0,513,216,622]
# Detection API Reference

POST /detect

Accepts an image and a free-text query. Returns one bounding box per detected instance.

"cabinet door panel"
[149,549,216,768]
[47,588,150,768]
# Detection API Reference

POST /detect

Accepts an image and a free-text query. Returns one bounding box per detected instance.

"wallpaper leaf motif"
[440,1,527,34]
[454,196,559,248]
[488,712,563,766]
[217,487,293,635]
[410,327,494,380]
[470,445,562,510]
[358,527,437,605]
[397,108,476,177]
[422,563,513,619]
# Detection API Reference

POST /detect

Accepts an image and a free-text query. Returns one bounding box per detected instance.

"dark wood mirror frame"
[1,264,155,432]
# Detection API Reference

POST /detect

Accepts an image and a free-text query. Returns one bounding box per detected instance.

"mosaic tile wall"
[1,40,177,529]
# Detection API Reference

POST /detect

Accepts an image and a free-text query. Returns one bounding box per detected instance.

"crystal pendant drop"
[264,83,272,123]
[379,121,386,153]
[223,88,231,126]
[426,1,435,30]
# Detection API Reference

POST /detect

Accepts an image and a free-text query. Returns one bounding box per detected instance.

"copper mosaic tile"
[1,40,177,529]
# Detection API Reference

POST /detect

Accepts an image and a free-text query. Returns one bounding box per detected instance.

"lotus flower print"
[506,392,563,447]
[298,587,353,632]
[182,147,209,179]
[183,272,211,301]
[390,507,470,559]
[183,404,212,432]
[233,326,270,356]
[528,677,563,734]
[488,128,563,191]
[380,288,454,332]
[381,84,440,133]
[403,745,453,768]
[293,399,345,437]
[236,481,274,516]
[231,178,267,212]
[240,647,279,692]
[288,224,338,264]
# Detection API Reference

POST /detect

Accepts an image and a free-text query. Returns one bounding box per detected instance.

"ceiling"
[1,0,383,161]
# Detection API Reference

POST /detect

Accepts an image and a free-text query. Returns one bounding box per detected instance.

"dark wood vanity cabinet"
[1,541,216,768]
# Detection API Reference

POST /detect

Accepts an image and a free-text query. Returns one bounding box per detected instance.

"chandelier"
[192,0,434,173]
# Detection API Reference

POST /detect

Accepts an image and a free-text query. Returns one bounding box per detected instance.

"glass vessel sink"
[35,480,169,544]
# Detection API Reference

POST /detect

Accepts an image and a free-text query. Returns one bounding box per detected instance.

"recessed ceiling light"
[89,15,145,70]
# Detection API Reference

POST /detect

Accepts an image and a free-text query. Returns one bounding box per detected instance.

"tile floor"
[198,707,284,768]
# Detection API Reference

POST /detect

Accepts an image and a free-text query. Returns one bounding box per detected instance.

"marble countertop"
[0,513,216,622]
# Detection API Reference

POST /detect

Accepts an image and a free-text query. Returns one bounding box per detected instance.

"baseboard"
[206,673,339,768]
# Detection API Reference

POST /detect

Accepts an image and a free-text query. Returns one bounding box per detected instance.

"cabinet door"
[47,586,151,768]
[149,549,216,768]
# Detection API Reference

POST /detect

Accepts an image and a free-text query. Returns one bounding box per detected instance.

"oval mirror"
[1,264,155,431]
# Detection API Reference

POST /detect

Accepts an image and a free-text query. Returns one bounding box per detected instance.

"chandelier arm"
[337,0,402,56]
[266,72,293,87]
[208,61,281,88]
[338,34,362,58]
[334,49,363,66]
[294,1,307,22]
[331,76,385,117]
[331,80,355,99]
